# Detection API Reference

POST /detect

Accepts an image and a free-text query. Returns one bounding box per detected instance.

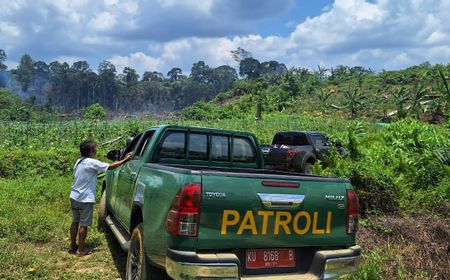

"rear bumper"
[166,245,361,280]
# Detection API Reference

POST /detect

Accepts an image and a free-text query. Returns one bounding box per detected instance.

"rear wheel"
[97,189,108,231]
[126,223,166,280]
[303,162,314,175]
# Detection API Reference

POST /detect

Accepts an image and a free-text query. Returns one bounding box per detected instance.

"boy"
[69,140,132,257]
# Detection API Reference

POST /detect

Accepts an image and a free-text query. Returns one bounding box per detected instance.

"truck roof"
[275,130,324,135]
[150,124,258,137]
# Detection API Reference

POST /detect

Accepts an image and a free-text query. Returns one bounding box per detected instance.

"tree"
[98,60,117,109]
[260,61,287,76]
[167,67,183,81]
[230,47,252,63]
[0,49,7,70]
[190,61,212,84]
[123,67,139,87]
[239,57,261,79]
[142,71,164,82]
[16,54,35,92]
[211,65,237,93]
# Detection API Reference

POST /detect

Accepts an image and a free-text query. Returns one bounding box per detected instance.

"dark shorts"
[70,199,94,227]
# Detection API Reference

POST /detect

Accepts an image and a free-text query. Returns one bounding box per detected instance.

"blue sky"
[1,0,450,76]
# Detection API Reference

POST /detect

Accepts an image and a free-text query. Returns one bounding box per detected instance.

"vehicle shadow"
[103,230,171,280]
[104,231,127,279]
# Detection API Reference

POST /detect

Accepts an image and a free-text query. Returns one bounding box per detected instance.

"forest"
[1,47,449,125]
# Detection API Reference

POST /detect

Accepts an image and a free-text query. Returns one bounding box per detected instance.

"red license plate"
[246,248,296,269]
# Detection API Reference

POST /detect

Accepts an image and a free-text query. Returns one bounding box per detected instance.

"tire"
[303,162,314,175]
[97,189,108,231]
[126,223,166,280]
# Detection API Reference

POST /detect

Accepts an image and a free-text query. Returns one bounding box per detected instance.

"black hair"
[80,140,96,157]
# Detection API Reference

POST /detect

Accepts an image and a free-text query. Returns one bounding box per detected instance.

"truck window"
[273,133,308,146]
[122,132,143,159]
[134,130,155,160]
[188,133,208,160]
[211,135,229,161]
[158,131,186,159]
[233,137,256,163]
[310,134,328,146]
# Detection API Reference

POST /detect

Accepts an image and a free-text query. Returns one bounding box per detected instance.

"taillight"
[286,149,296,159]
[346,189,359,234]
[166,183,201,237]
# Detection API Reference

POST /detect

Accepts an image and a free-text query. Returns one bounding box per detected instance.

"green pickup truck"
[99,125,361,280]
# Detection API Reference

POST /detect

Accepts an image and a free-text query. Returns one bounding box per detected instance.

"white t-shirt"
[70,157,109,203]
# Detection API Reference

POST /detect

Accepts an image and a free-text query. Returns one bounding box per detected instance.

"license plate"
[246,248,296,269]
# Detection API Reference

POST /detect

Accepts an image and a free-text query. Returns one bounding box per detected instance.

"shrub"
[81,103,107,120]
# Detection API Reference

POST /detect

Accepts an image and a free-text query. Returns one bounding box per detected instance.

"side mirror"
[126,137,134,146]
[107,150,121,161]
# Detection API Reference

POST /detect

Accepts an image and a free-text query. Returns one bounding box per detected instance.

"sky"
[1,0,450,76]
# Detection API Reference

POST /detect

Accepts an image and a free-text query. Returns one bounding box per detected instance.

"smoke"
[0,70,11,88]
[0,70,48,105]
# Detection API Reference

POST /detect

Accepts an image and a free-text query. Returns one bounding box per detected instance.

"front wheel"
[97,189,108,231]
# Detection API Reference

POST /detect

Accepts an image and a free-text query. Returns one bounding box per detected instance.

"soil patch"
[358,213,450,279]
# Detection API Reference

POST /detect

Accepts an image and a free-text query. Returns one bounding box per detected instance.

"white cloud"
[110,52,162,75]
[2,0,450,75]
[0,21,21,37]
[89,12,117,31]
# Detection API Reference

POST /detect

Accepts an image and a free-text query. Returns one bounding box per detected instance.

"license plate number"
[246,248,296,269]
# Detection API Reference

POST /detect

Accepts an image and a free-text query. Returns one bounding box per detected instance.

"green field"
[0,115,449,279]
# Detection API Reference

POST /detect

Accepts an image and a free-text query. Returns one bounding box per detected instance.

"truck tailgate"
[198,172,353,250]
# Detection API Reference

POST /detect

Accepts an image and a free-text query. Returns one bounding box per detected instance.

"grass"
[0,177,126,279]
[0,115,448,279]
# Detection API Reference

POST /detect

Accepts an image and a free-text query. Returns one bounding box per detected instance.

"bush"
[81,103,107,120]
[0,148,79,179]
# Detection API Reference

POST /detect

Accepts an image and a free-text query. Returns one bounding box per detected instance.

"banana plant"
[437,68,450,117]
[391,86,410,119]
[343,85,367,119]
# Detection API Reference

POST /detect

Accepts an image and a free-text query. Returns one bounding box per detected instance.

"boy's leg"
[76,202,94,256]
[70,222,79,249]
[69,199,80,253]
[78,226,88,252]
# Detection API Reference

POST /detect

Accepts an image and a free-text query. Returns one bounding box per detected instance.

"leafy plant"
[81,103,107,120]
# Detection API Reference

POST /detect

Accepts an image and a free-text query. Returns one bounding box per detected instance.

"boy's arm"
[107,152,132,170]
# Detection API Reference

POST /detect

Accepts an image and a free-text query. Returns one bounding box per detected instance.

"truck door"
[309,133,329,159]
[115,130,154,229]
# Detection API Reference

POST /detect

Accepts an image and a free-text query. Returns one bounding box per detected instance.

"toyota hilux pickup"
[99,125,360,280]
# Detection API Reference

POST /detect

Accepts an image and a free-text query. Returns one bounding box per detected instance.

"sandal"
[68,245,78,254]
[76,248,92,257]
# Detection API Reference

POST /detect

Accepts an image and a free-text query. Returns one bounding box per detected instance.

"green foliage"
[181,100,245,120]
[0,88,38,121]
[0,148,79,178]
[346,251,385,280]
[81,103,107,120]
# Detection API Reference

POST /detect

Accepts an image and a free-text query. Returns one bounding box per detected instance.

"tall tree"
[0,49,7,70]
[142,71,164,82]
[167,67,182,81]
[97,60,117,109]
[123,67,139,87]
[211,65,237,93]
[239,57,261,80]
[16,54,35,92]
[190,61,212,84]
[230,47,252,63]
